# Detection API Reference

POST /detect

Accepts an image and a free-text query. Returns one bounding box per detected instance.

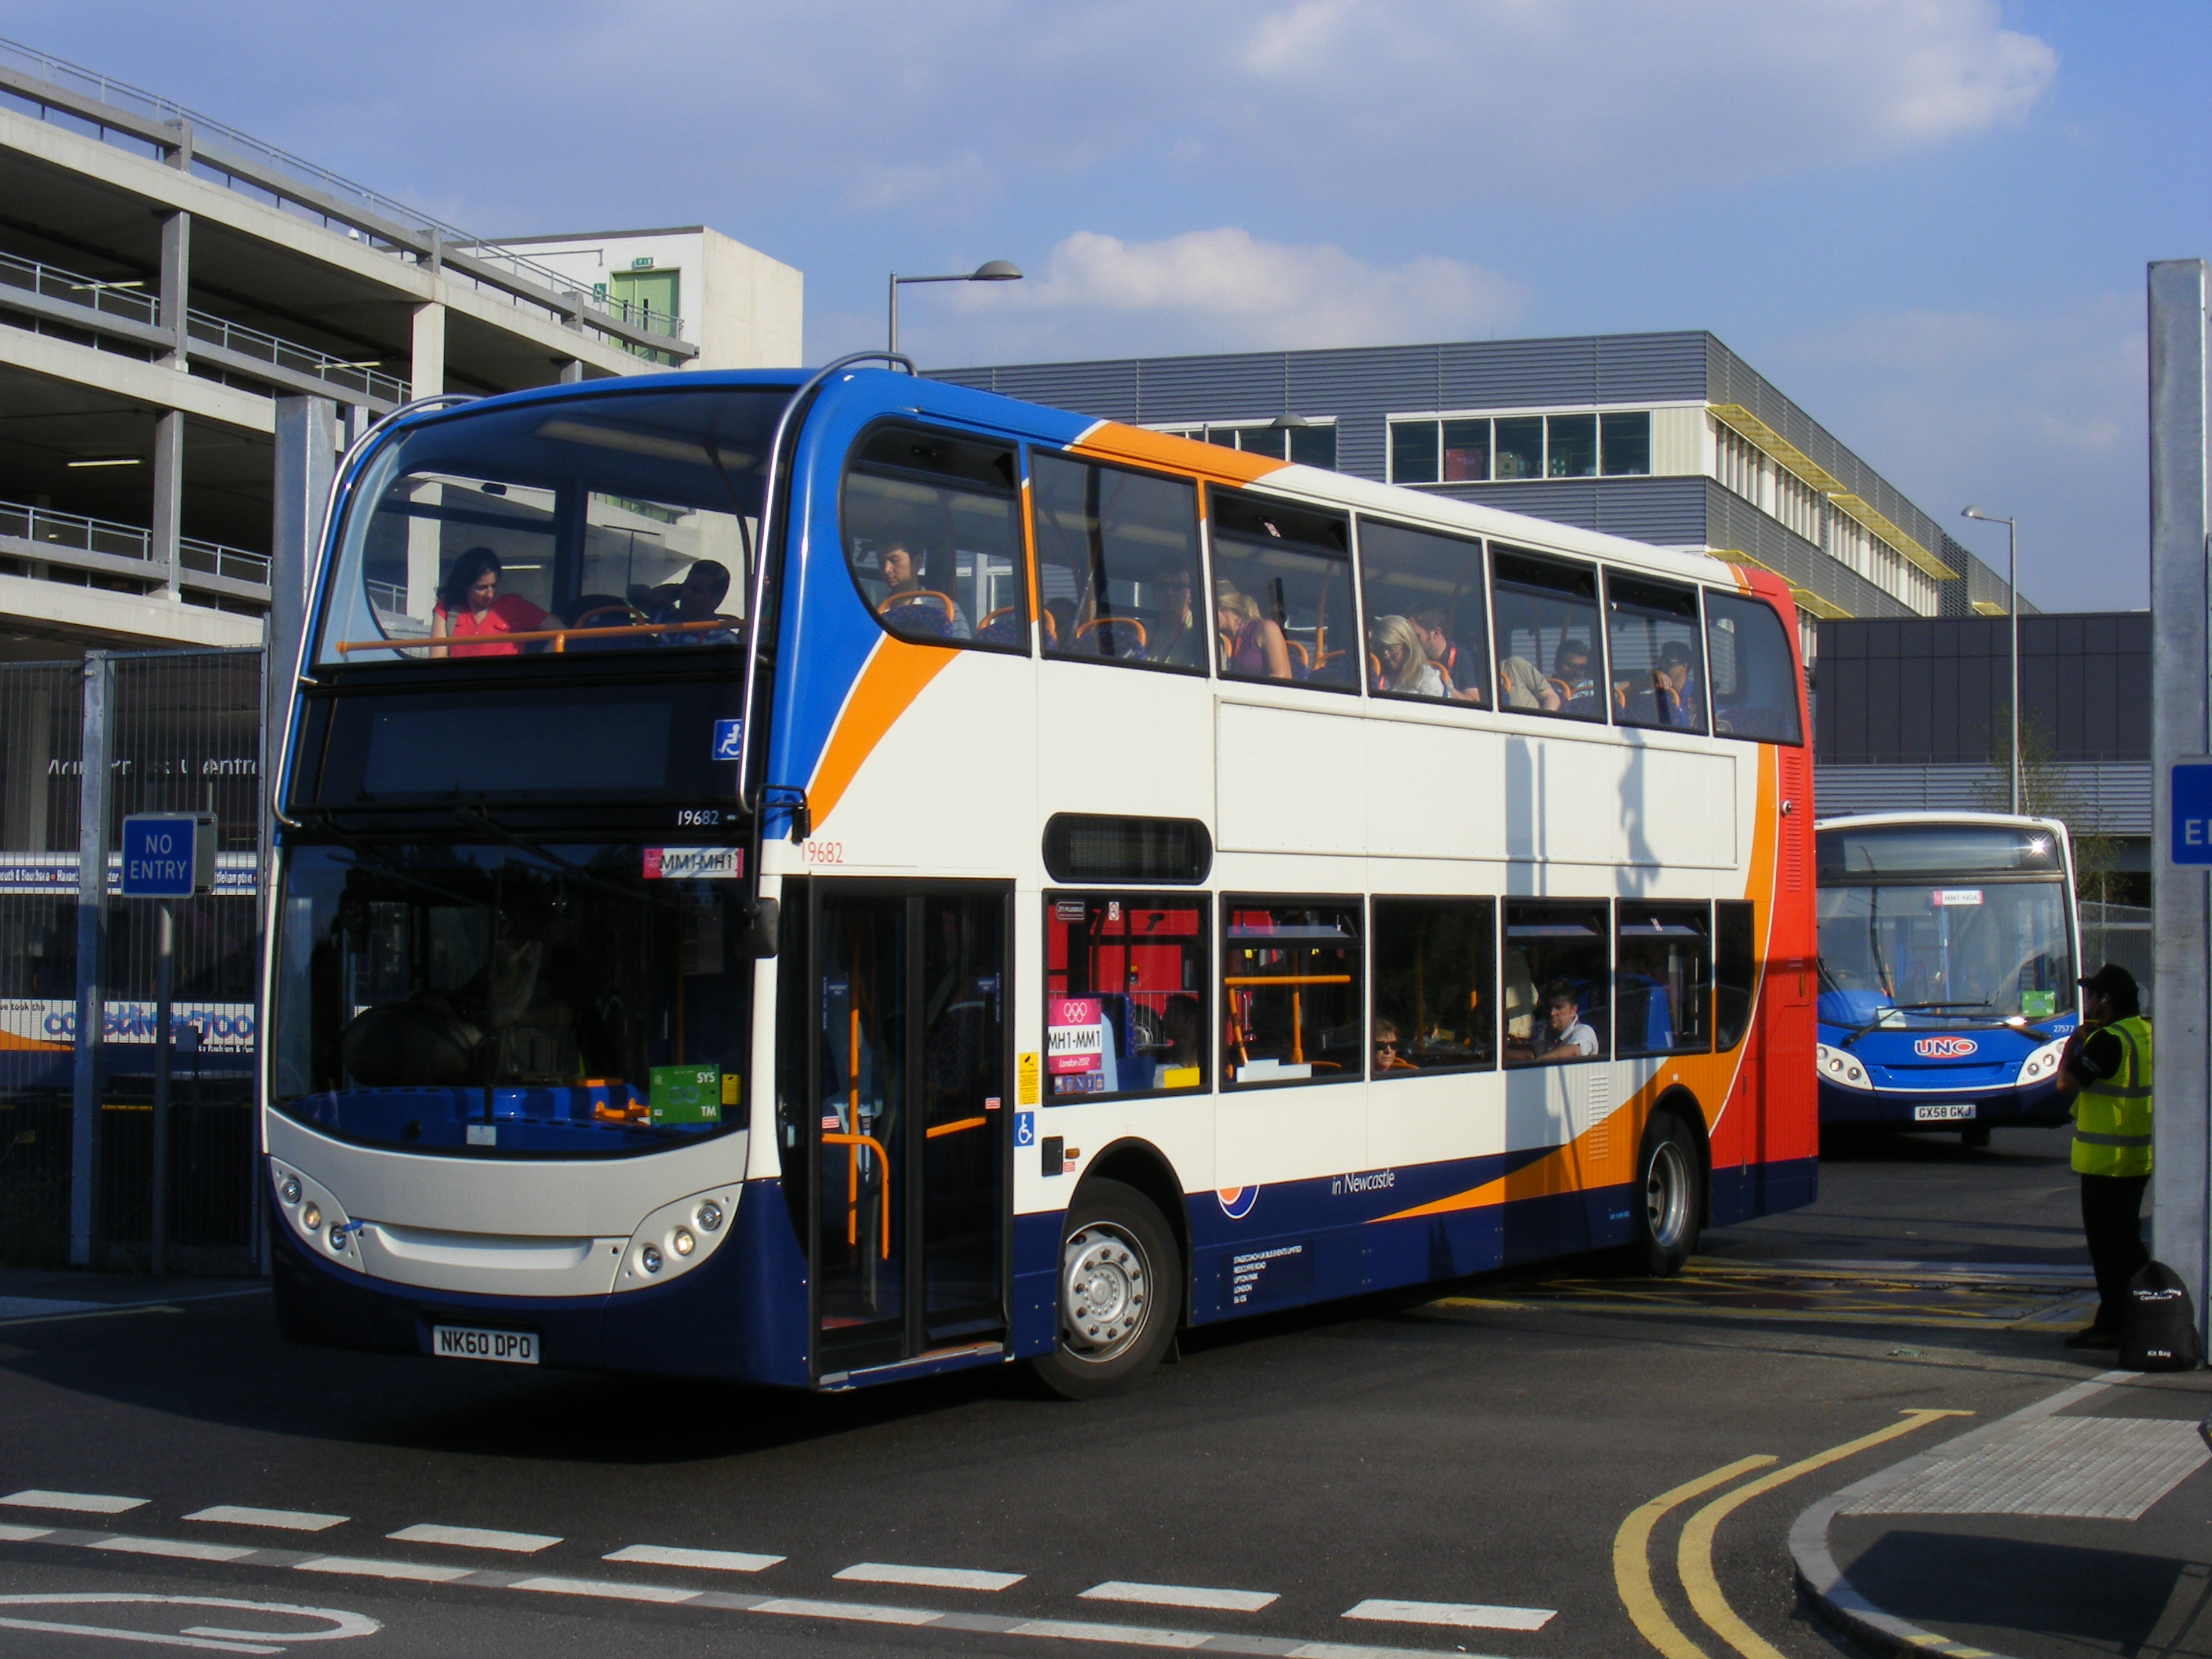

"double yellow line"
[1613,1409,1971,1659]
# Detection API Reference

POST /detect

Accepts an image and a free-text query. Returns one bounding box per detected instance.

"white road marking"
[294,1555,476,1583]
[1342,1599,1557,1631]
[752,1596,943,1626]
[0,1591,380,1655]
[1,1489,148,1515]
[385,1523,559,1553]
[0,1523,52,1542]
[91,1536,258,1563]
[1009,1618,1210,1647]
[0,1613,276,1653]
[1082,1580,1279,1612]
[186,1507,348,1533]
[510,1576,702,1605]
[602,1543,783,1573]
[837,1561,1025,1591]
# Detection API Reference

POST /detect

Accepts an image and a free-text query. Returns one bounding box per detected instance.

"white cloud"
[1765,294,2145,611]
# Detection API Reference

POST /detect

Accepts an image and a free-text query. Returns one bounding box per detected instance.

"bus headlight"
[616,1186,740,1291]
[1817,1043,1873,1090]
[2018,1036,2070,1086]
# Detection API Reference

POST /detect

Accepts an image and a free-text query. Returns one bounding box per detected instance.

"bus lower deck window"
[1044,895,1210,1098]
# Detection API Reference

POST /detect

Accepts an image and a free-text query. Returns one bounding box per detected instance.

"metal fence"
[0,648,263,1272]
[2081,901,2156,1018]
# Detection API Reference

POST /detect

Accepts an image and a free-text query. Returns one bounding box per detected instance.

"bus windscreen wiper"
[1839,1000,1993,1048]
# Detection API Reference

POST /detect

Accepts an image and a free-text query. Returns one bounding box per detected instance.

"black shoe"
[2064,1326,2119,1350]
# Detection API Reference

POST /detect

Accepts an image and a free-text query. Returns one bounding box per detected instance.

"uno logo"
[1914,1036,1979,1059]
[1217,1186,1258,1220]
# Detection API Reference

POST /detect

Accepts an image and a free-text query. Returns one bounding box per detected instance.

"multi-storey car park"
[0,38,800,661]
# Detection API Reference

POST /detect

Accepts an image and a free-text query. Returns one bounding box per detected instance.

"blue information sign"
[712,718,743,762]
[121,813,213,897]
[2173,761,2212,865]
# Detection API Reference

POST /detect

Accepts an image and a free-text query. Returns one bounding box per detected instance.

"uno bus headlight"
[2018,1036,2069,1086]
[1817,1042,1873,1091]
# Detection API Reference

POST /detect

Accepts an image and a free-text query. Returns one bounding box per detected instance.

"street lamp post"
[1962,506,2021,815]
[887,261,1023,357]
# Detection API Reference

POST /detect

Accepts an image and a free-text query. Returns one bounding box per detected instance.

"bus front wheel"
[1629,1113,1701,1277]
[1032,1179,1180,1400]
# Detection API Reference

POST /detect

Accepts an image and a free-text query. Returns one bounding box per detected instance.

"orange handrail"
[1221,975,1353,986]
[821,1132,893,1258]
[1078,615,1147,648]
[926,1115,988,1141]
[334,617,731,655]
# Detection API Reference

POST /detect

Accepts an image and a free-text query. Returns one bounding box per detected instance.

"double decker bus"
[263,357,1817,1397]
[1814,811,2078,1146]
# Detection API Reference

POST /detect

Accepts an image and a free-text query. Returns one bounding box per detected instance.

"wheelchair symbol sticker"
[711,718,742,761]
[1015,1111,1035,1149]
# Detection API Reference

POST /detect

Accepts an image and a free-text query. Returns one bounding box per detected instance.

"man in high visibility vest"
[2056,962,2152,1350]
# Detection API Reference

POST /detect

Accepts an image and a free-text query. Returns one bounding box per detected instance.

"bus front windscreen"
[1816,880,2073,1027]
[316,386,790,668]
[271,844,752,1155]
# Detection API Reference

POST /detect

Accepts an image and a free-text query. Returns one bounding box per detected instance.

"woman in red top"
[429,547,560,658]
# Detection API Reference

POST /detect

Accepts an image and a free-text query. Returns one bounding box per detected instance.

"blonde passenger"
[1215,583,1292,680]
[1371,615,1446,697]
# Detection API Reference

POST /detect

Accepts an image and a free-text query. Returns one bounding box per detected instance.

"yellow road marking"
[1675,1410,1973,1659]
[1612,1455,1775,1659]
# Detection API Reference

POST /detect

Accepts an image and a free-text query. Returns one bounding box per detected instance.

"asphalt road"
[0,1124,2116,1658]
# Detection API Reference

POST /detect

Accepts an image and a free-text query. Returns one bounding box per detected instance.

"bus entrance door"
[811,886,1010,1377]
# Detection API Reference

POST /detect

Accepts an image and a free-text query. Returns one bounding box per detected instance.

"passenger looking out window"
[1371,897,1496,1073]
[1222,901,1363,1085]
[430,546,562,658]
[1208,490,1357,690]
[1502,901,1610,1066]
[1030,453,1204,671]
[842,424,1024,651]
[1607,575,1707,732]
[1492,547,1602,722]
[1217,585,1292,680]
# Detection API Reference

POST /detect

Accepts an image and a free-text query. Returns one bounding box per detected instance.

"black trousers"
[2081,1171,2150,1329]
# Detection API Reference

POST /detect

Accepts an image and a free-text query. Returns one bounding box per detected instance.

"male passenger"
[1145,572,1206,668]
[1408,606,1483,705]
[1530,981,1599,1063]
[649,560,739,645]
[1645,640,1702,727]
[880,541,971,638]
[1551,638,1597,711]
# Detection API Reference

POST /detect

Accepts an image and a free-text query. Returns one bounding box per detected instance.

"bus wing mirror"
[738,897,780,959]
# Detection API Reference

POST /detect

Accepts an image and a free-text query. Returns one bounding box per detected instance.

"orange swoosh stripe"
[806,636,959,830]
[1069,422,1292,484]
[0,1031,68,1052]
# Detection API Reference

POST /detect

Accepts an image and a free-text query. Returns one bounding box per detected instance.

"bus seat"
[975,605,1027,647]
[880,591,957,636]
[1076,616,1147,657]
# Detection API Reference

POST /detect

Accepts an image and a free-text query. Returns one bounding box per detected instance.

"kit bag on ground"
[2121,1260,2203,1372]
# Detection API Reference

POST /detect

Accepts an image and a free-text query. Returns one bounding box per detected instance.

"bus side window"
[1370,897,1496,1076]
[1704,592,1803,744]
[1714,901,1756,1051]
[1358,518,1490,705]
[1210,490,1357,690]
[1606,573,1707,734]
[1616,904,1713,1057]
[1044,893,1210,1099]
[1223,900,1363,1086]
[1502,901,1611,1067]
[842,424,1026,650]
[1492,546,1603,720]
[1030,453,1206,670]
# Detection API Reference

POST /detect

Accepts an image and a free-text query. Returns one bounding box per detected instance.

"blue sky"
[7,0,2204,609]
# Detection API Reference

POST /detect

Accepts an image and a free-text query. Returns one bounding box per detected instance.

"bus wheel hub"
[1063,1224,1147,1357]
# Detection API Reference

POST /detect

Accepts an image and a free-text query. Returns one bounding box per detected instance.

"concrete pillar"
[558,359,584,384]
[151,411,184,600]
[268,397,340,756]
[68,651,112,1267]
[2149,258,2211,1329]
[159,210,190,367]
[410,302,445,402]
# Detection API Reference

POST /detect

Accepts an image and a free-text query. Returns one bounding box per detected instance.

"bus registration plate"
[1912,1104,1975,1123]
[433,1325,539,1365]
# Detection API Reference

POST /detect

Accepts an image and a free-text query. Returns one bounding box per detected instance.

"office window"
[1607,573,1708,733]
[1547,413,1597,478]
[1029,452,1207,670]
[1494,416,1544,480]
[1044,893,1209,1099]
[1617,905,1713,1057]
[1223,899,1363,1086]
[1502,901,1610,1066]
[1714,901,1755,1051]
[1237,427,1288,461]
[1441,419,1490,482]
[1601,411,1652,476]
[1492,547,1604,721]
[1209,489,1358,690]
[1705,590,1804,743]
[843,424,1025,650]
[1372,898,1496,1075]
[1288,424,1338,469]
[1391,419,1439,486]
[1358,518,1488,705]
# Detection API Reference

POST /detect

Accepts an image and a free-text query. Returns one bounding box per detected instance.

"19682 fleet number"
[801,840,844,864]
[676,809,722,826]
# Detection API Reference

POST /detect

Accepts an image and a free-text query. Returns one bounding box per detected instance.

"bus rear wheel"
[1628,1113,1701,1277]
[1032,1179,1180,1400]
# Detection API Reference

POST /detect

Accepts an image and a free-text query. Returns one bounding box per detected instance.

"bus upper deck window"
[1030,453,1205,672]
[1607,573,1708,735]
[842,424,1025,651]
[1492,547,1603,722]
[1358,518,1490,707]
[1209,489,1357,692]
[1704,590,1803,744]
